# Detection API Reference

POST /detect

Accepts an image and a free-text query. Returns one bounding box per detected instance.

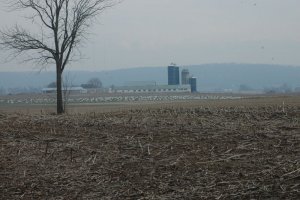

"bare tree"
[0,0,117,114]
[88,77,102,88]
[82,77,102,88]
[47,81,57,88]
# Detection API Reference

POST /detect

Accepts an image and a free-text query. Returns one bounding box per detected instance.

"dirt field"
[1,96,300,199]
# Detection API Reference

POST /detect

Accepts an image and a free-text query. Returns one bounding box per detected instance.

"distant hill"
[0,63,300,92]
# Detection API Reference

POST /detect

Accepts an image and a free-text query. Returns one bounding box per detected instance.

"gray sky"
[0,0,300,71]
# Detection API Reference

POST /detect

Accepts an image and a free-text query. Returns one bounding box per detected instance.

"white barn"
[42,87,87,94]
[113,85,191,94]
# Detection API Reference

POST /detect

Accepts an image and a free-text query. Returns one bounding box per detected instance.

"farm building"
[113,85,191,93]
[42,87,87,94]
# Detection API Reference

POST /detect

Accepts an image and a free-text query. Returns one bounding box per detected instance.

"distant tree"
[47,82,57,88]
[81,77,102,88]
[263,87,276,94]
[239,84,252,91]
[87,77,102,88]
[0,0,117,114]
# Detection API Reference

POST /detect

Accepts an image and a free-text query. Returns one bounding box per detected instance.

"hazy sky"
[0,0,300,71]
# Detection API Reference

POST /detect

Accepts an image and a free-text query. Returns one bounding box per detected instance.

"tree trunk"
[56,67,64,114]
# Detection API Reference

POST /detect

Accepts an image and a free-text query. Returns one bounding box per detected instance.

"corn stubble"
[0,104,299,199]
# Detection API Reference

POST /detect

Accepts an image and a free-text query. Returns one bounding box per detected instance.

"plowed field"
[1,96,300,199]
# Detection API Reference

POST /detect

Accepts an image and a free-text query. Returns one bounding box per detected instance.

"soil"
[0,97,300,199]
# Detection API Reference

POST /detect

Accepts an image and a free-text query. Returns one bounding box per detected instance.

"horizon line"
[0,62,299,73]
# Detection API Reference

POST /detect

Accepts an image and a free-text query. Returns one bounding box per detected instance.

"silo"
[168,64,180,85]
[189,77,197,93]
[181,69,190,85]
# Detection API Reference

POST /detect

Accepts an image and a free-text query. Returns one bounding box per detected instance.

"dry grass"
[0,96,300,199]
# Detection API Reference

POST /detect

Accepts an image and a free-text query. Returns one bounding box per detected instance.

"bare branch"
[0,25,56,64]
